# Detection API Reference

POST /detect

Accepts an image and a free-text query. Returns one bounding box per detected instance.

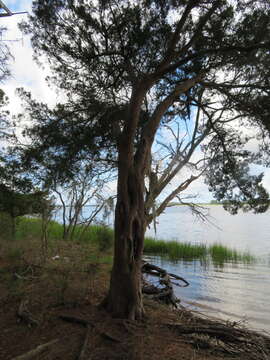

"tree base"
[100,293,145,321]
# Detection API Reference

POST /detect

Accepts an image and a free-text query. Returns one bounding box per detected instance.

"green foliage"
[205,131,269,214]
[16,216,46,239]
[12,216,114,251]
[0,211,13,239]
[0,184,53,219]
[0,89,12,141]
[17,0,270,204]
[95,226,114,252]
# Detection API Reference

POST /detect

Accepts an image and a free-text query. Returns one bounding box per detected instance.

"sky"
[0,0,270,204]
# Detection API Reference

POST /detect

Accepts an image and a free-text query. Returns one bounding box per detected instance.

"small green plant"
[96,226,114,252]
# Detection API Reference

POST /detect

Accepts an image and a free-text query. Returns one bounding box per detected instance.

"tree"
[19,0,270,319]
[0,25,13,142]
[0,89,11,140]
[0,26,11,83]
[0,26,13,172]
[0,183,52,237]
[51,167,114,241]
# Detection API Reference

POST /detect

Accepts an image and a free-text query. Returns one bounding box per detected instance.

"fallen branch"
[11,339,59,360]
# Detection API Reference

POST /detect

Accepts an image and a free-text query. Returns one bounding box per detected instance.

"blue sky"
[1,0,270,204]
[2,0,25,13]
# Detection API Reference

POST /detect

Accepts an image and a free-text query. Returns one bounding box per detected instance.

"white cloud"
[0,4,58,118]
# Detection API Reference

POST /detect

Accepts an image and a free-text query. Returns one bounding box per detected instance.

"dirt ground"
[0,239,269,360]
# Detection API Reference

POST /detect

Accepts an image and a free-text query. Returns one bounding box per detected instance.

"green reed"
[144,237,256,264]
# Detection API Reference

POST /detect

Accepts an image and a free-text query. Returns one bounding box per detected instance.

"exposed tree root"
[58,262,270,359]
[164,323,248,342]
[59,314,89,327]
[11,339,59,360]
[142,262,189,307]
[100,291,145,321]
[141,262,270,358]
[59,314,121,343]
[78,326,91,360]
[164,322,270,357]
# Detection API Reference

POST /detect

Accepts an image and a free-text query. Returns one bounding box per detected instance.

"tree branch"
[148,174,201,224]
[155,41,270,78]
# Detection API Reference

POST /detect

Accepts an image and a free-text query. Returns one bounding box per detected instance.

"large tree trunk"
[102,83,151,319]
[104,162,146,319]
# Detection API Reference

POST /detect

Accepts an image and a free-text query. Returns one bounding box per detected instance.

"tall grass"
[1,215,256,264]
[14,216,114,250]
[144,237,207,260]
[144,237,256,264]
[208,244,255,264]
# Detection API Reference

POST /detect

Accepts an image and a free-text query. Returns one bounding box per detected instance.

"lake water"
[54,204,270,333]
[145,206,270,334]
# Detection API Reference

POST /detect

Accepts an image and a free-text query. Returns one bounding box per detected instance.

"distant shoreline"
[168,202,223,206]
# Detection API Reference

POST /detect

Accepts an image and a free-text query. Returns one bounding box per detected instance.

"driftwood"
[17,300,39,327]
[11,339,59,360]
[142,262,189,307]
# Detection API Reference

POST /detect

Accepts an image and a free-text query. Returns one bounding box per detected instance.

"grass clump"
[144,237,255,264]
[209,244,256,264]
[144,237,207,260]
[95,227,114,251]
[75,224,114,250]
